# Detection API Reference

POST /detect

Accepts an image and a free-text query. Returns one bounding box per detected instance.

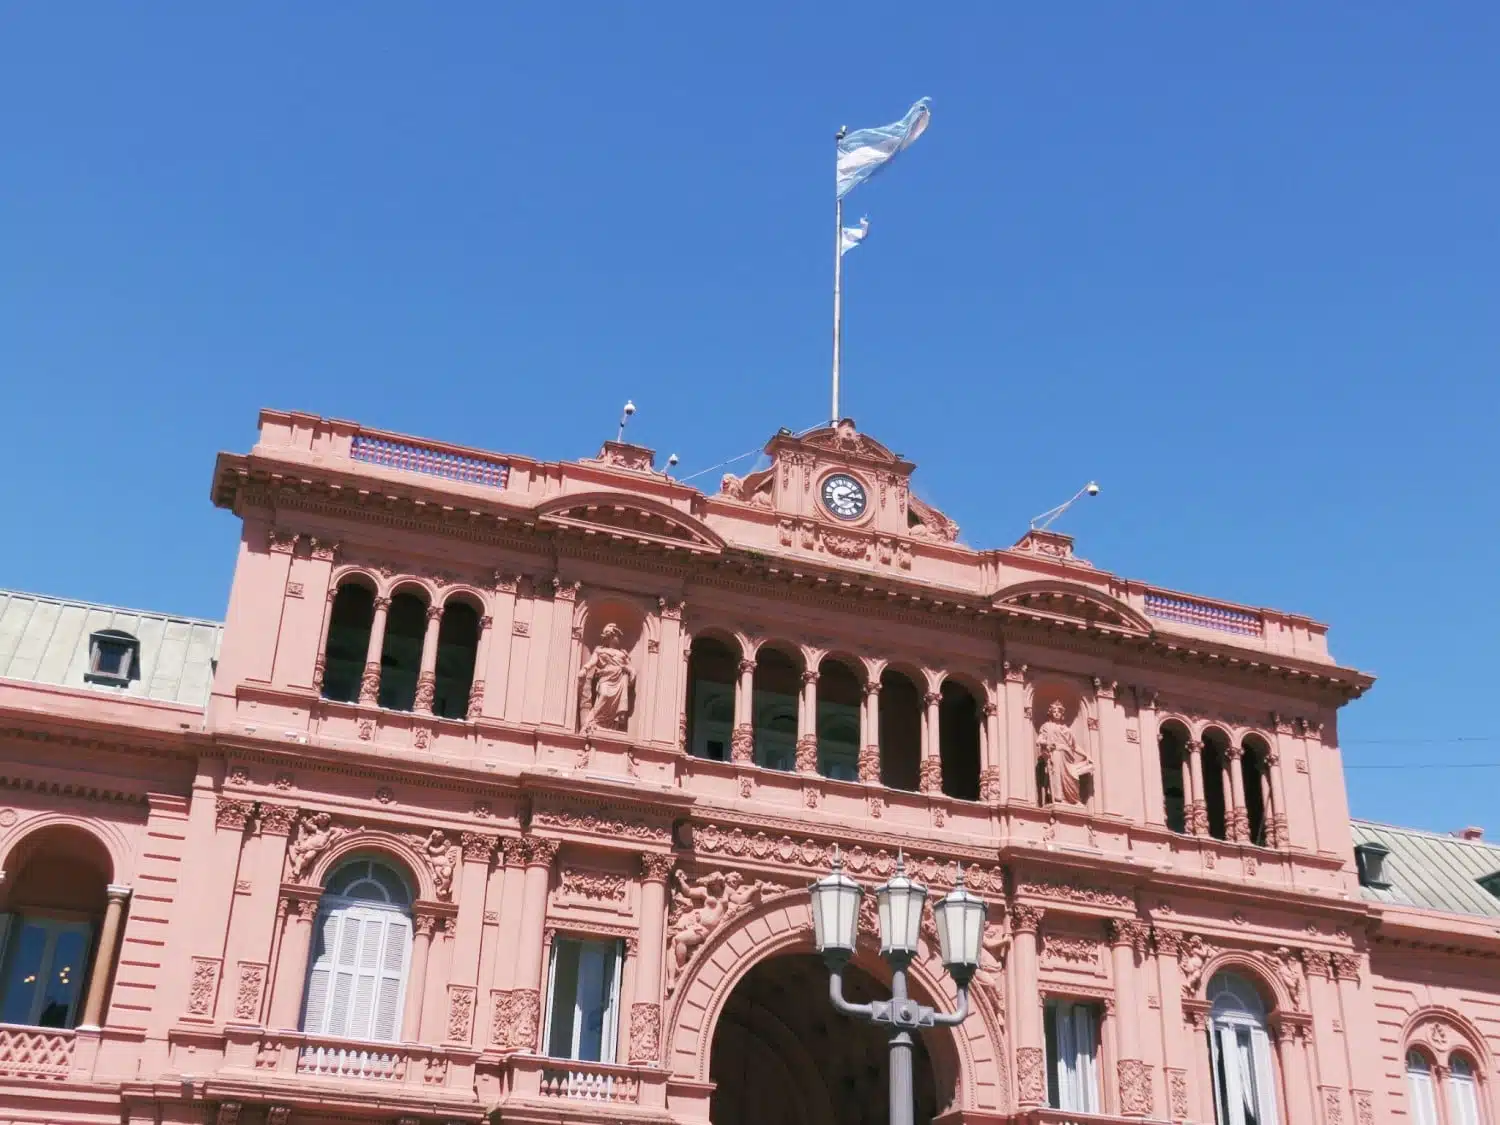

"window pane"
[575,944,608,1062]
[0,922,49,1024]
[547,940,581,1058]
[37,928,88,1028]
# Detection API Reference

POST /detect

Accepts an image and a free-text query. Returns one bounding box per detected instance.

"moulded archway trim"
[1193,952,1292,1015]
[386,580,433,605]
[304,830,434,902]
[1402,1005,1494,1072]
[534,491,727,554]
[328,566,381,594]
[438,586,489,613]
[991,579,1153,635]
[665,888,1001,1113]
[0,814,129,888]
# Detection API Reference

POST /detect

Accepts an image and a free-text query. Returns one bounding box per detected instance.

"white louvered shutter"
[1220,1026,1248,1125]
[1055,1004,1077,1108]
[371,913,410,1041]
[302,911,341,1034]
[1448,1064,1481,1125]
[1250,1027,1280,1125]
[304,905,410,1041]
[1074,1004,1100,1113]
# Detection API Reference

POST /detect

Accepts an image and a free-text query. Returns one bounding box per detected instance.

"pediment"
[535,491,725,554]
[991,580,1152,636]
[793,420,908,466]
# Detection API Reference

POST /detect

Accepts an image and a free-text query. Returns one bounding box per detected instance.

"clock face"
[821,473,868,520]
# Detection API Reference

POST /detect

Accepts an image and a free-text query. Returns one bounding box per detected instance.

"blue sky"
[3,5,1496,832]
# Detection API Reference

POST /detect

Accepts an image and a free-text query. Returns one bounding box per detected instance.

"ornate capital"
[800,669,820,686]
[923,690,942,708]
[1003,660,1027,684]
[863,679,882,698]
[426,604,443,622]
[257,803,298,836]
[523,836,560,868]
[215,796,255,831]
[461,832,496,864]
[1152,927,1182,956]
[657,596,684,621]
[415,912,440,938]
[1107,919,1151,954]
[1011,904,1044,933]
[373,596,391,611]
[1093,678,1118,700]
[639,852,674,882]
[981,700,998,718]
[1186,738,1203,755]
[267,529,299,555]
[1225,743,1245,762]
[308,537,339,561]
[500,837,526,866]
[1332,952,1361,983]
[737,658,757,677]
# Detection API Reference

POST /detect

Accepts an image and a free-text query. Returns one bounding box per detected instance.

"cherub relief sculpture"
[665,868,771,991]
[1036,700,1092,806]
[578,623,634,731]
[974,922,1011,1012]
[422,830,460,900]
[285,812,346,883]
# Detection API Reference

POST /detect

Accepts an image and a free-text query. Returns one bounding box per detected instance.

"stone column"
[487,838,528,1050]
[859,678,882,783]
[920,689,943,794]
[466,614,494,720]
[1265,746,1288,847]
[1274,1021,1315,1123]
[413,604,443,714]
[268,896,318,1028]
[731,657,756,764]
[78,884,130,1030]
[359,596,391,704]
[1185,739,1207,836]
[1225,744,1249,842]
[1304,951,1347,1102]
[1108,920,1153,1117]
[1135,688,1166,826]
[1011,905,1047,1107]
[1002,662,1033,804]
[630,854,673,1065]
[444,834,495,1044]
[796,669,820,774]
[1151,929,1189,1125]
[979,699,1002,801]
[403,912,438,1042]
[508,836,558,1051]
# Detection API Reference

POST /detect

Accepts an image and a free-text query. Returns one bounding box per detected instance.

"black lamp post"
[809,850,986,1125]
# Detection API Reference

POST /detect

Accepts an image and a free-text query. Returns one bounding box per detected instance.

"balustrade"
[0,1024,74,1080]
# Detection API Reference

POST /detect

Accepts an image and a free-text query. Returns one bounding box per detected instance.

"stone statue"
[1179,934,1212,997]
[1036,700,1092,806]
[578,623,634,731]
[666,869,768,989]
[423,829,459,900]
[974,922,1011,1010]
[286,812,345,883]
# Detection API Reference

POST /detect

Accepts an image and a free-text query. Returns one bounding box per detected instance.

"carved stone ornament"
[640,852,674,882]
[406,830,461,899]
[1117,1058,1154,1116]
[919,757,943,795]
[447,984,476,1042]
[560,868,628,903]
[979,766,1003,802]
[1177,934,1214,997]
[1169,1068,1190,1119]
[1016,1046,1047,1105]
[666,867,776,992]
[794,735,819,774]
[1332,951,1361,984]
[1010,905,1044,934]
[187,957,221,1017]
[629,1002,662,1064]
[216,1102,243,1125]
[531,807,670,844]
[216,796,255,831]
[523,835,561,867]
[1324,1087,1344,1125]
[1354,1090,1374,1125]
[233,961,266,1023]
[358,661,381,705]
[730,724,754,764]
[1041,933,1100,968]
[1015,877,1134,910]
[1266,946,1305,1011]
[578,622,634,732]
[1036,700,1092,807]
[491,988,540,1051]
[413,672,436,712]
[285,812,347,883]
[265,1107,290,1125]
[858,745,881,783]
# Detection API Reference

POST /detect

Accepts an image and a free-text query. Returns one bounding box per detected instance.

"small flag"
[836,98,932,199]
[840,216,870,255]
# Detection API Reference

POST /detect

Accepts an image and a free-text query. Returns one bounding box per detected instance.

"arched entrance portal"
[709,953,943,1125]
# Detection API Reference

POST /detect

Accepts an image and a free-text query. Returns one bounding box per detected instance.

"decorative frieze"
[233,961,267,1023]
[559,868,628,903]
[628,1002,661,1064]
[1117,1058,1154,1116]
[490,988,540,1051]
[215,796,255,831]
[532,807,670,844]
[187,957,221,1017]
[1016,1046,1047,1105]
[447,985,476,1042]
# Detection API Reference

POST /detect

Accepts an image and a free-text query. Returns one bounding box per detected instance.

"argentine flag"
[840,216,870,255]
[836,98,932,199]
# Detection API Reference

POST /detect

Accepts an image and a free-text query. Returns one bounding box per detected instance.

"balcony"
[505,1055,666,1110]
[247,1031,456,1089]
[1013,1110,1166,1125]
[0,1024,74,1080]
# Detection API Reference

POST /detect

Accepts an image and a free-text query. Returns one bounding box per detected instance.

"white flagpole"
[832,126,846,424]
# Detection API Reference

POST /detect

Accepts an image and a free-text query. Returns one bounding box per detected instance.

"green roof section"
[1351,819,1500,919]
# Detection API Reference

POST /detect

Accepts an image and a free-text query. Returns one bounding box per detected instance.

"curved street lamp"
[809,850,985,1125]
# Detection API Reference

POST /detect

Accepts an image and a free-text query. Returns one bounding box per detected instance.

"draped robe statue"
[1036,700,1092,805]
[578,623,634,731]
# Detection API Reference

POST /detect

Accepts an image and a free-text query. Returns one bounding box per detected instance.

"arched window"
[878,669,923,791]
[1159,723,1190,833]
[937,680,980,801]
[751,647,800,771]
[322,582,375,703]
[432,601,480,719]
[378,592,428,712]
[686,635,739,761]
[302,859,413,1043]
[1207,972,1279,1125]
[1448,1054,1483,1125]
[1406,1049,1439,1125]
[1201,730,1231,841]
[816,658,863,781]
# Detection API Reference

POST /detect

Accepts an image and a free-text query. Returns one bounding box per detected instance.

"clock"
[821,473,868,520]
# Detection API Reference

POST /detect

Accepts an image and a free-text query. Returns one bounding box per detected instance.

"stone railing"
[250,1031,452,1088]
[507,1055,649,1105]
[1015,1110,1158,1125]
[0,1024,74,1080]
[1144,589,1263,637]
[350,432,510,489]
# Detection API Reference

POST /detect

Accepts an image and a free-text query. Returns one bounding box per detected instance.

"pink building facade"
[0,408,1496,1125]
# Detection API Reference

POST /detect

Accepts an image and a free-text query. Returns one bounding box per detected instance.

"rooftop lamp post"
[809,849,986,1125]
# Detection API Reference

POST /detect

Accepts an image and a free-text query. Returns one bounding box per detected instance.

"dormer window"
[1478,870,1500,901]
[85,629,140,686]
[1354,841,1391,888]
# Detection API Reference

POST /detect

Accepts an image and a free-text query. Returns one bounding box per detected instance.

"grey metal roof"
[0,588,222,708]
[1351,819,1500,919]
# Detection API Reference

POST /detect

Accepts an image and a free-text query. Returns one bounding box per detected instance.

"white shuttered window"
[1448,1055,1482,1125]
[1044,999,1101,1113]
[1406,1051,1440,1125]
[1207,973,1279,1125]
[301,860,413,1043]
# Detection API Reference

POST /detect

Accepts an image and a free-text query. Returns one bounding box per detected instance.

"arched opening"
[709,953,946,1125]
[1158,722,1190,834]
[432,600,480,720]
[302,857,414,1044]
[937,680,980,801]
[1206,971,1278,1125]
[816,658,863,781]
[687,635,739,761]
[1407,1048,1439,1125]
[752,646,801,772]
[1241,735,1272,847]
[0,827,112,1029]
[1200,729,1231,841]
[378,591,428,712]
[1447,1052,1482,1125]
[322,581,375,703]
[878,669,922,791]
